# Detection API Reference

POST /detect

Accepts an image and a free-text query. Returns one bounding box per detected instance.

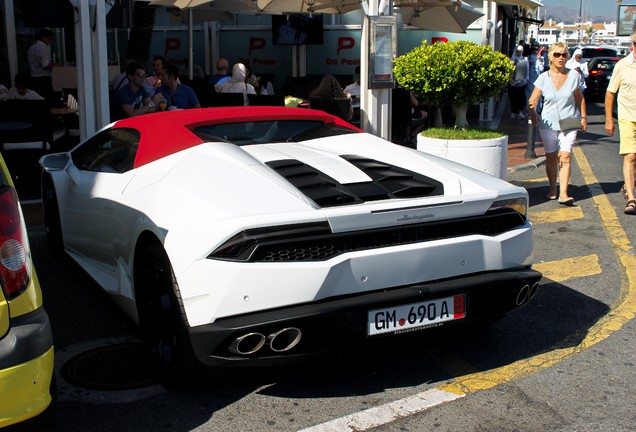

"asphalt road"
[14,101,636,431]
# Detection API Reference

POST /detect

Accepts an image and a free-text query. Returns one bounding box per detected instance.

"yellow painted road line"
[530,206,584,224]
[533,254,602,283]
[439,145,636,396]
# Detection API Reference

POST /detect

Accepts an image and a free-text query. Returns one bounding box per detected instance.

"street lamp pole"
[578,0,583,44]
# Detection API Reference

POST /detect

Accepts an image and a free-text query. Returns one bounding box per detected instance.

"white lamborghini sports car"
[40,107,541,382]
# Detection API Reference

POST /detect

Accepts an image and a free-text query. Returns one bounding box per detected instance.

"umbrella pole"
[188,9,194,80]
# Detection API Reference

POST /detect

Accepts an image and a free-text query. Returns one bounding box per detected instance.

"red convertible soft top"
[112,106,358,168]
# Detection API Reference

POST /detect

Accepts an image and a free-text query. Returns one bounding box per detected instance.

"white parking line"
[298,388,462,432]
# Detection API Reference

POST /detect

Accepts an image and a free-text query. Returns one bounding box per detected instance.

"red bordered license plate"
[367,294,465,336]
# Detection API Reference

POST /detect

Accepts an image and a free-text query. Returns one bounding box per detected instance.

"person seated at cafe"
[8,73,44,100]
[344,66,360,104]
[281,82,306,108]
[153,63,201,109]
[410,93,428,137]
[308,74,353,120]
[242,62,261,94]
[111,58,135,93]
[218,63,256,105]
[112,61,156,119]
[145,55,166,91]
[0,83,9,101]
[208,58,230,86]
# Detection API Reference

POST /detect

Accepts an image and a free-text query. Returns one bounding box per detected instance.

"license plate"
[368,294,465,336]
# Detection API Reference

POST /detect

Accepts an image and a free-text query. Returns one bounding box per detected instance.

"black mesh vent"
[244,210,524,262]
[266,155,443,208]
[342,155,442,198]
[267,159,360,207]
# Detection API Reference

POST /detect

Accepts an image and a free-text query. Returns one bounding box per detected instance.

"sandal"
[625,200,636,215]
[558,197,574,206]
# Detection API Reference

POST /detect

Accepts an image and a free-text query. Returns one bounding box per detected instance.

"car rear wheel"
[136,242,205,387]
[41,174,64,256]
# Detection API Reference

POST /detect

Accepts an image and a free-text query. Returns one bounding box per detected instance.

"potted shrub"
[393,40,513,129]
[393,40,514,178]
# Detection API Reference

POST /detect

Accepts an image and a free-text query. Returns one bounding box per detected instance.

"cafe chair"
[208,92,245,107]
[247,94,285,106]
[309,97,352,122]
[0,99,53,150]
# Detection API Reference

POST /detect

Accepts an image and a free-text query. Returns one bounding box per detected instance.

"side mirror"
[39,153,70,172]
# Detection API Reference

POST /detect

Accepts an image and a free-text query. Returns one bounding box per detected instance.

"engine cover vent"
[267,155,443,207]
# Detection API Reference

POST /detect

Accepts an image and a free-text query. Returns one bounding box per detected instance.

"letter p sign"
[337,37,355,56]
[249,37,266,55]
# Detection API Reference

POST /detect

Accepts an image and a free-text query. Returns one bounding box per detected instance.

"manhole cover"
[61,343,157,390]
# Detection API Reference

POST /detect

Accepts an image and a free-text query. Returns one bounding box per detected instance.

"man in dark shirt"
[154,63,201,109]
[208,58,230,86]
[112,61,156,120]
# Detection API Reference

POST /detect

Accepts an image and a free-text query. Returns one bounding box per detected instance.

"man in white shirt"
[27,28,54,101]
[344,66,361,107]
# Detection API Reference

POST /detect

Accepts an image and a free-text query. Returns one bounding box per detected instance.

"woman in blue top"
[528,42,587,206]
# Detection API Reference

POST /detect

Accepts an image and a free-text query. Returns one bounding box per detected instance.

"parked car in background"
[585,56,622,101]
[577,46,619,63]
[39,107,542,386]
[0,154,55,429]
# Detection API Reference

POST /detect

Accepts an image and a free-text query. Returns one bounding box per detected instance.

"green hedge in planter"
[420,127,506,140]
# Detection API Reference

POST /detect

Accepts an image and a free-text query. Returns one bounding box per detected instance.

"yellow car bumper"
[0,346,54,428]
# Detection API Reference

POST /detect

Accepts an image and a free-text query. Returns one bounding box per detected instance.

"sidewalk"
[472,96,546,174]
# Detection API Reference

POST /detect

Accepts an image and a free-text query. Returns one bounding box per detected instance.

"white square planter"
[416,134,508,180]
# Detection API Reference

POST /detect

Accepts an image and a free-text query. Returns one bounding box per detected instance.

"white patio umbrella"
[149,0,214,8]
[394,0,483,34]
[254,0,363,14]
[176,6,233,24]
[149,0,259,13]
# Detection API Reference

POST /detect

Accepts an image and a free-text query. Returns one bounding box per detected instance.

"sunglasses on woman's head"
[552,52,567,58]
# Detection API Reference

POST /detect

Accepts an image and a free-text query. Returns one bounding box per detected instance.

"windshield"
[192,120,358,145]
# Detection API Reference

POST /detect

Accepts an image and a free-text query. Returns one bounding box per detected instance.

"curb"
[507,155,546,174]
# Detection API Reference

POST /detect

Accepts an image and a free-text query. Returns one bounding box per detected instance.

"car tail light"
[590,70,603,76]
[487,197,527,221]
[0,186,31,299]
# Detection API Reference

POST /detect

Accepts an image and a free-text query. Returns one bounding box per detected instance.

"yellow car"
[0,154,55,430]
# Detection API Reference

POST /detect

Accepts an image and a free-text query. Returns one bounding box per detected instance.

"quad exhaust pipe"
[228,327,302,356]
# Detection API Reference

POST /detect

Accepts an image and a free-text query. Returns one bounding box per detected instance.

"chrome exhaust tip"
[228,332,266,355]
[516,284,530,306]
[267,327,302,353]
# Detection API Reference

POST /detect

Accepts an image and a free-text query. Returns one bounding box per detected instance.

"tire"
[41,174,64,256]
[135,242,205,387]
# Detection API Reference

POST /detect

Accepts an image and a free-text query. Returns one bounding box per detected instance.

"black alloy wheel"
[136,242,204,387]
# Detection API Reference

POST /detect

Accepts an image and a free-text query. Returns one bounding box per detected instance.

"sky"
[539,0,619,20]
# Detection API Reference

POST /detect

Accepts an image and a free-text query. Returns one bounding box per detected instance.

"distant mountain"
[539,5,615,24]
